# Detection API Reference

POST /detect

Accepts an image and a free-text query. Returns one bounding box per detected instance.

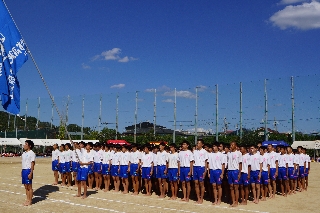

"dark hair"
[268,144,273,147]
[159,142,166,147]
[87,142,93,147]
[181,140,190,146]
[169,143,177,149]
[213,142,220,147]
[259,146,267,151]
[144,145,152,151]
[80,141,86,146]
[25,140,34,150]
[197,139,204,144]
[65,143,71,148]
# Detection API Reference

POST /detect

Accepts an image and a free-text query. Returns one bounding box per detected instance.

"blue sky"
[2,0,320,135]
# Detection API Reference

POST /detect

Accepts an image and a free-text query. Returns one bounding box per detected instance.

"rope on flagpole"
[2,0,80,161]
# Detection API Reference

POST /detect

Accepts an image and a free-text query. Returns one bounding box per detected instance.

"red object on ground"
[106,140,131,145]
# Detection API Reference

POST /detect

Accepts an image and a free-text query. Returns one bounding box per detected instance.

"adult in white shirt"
[157,142,168,198]
[239,145,250,205]
[178,141,194,202]
[141,145,154,196]
[249,145,262,204]
[167,144,180,200]
[267,144,278,199]
[259,146,270,201]
[208,142,225,205]
[278,146,289,196]
[22,140,36,206]
[129,144,141,195]
[193,139,208,204]
[227,142,242,207]
[51,143,60,185]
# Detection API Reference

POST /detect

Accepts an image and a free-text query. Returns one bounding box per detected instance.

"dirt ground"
[0,157,318,213]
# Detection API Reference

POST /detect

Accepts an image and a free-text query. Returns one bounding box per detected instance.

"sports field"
[0,157,318,213]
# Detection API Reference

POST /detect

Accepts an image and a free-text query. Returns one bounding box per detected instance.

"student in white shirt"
[64,143,73,187]
[167,143,179,200]
[101,144,112,192]
[208,142,225,205]
[193,139,208,204]
[93,143,103,190]
[297,146,306,192]
[302,148,310,191]
[249,145,262,204]
[58,144,67,186]
[178,140,194,202]
[157,142,168,198]
[227,142,242,207]
[259,146,269,201]
[21,140,36,206]
[72,142,81,187]
[267,144,278,199]
[239,145,250,205]
[119,145,131,194]
[51,143,59,185]
[87,142,95,189]
[141,145,154,196]
[278,146,289,196]
[129,144,141,195]
[111,145,121,192]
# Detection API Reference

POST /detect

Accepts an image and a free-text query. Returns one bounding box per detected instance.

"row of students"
[51,140,311,206]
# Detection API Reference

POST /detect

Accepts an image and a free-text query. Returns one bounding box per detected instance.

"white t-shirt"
[168,152,179,169]
[102,150,112,164]
[141,153,154,168]
[52,149,59,161]
[287,153,295,168]
[93,150,103,163]
[193,148,208,167]
[227,151,242,170]
[261,153,269,172]
[208,152,225,170]
[22,150,36,169]
[64,149,72,162]
[297,153,306,167]
[80,151,94,168]
[119,151,130,165]
[111,152,121,166]
[178,150,194,167]
[130,151,142,164]
[222,153,228,168]
[250,153,262,171]
[278,154,288,167]
[72,149,82,162]
[305,154,310,169]
[268,151,278,169]
[241,153,251,174]
[153,152,158,166]
[157,151,168,166]
[58,151,66,163]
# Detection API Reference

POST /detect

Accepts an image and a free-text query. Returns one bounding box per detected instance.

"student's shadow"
[33,185,59,204]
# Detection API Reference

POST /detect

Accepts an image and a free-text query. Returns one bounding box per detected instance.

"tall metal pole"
[240,82,243,142]
[116,94,119,140]
[215,84,219,142]
[81,96,84,140]
[8,113,10,130]
[134,91,138,143]
[264,79,268,141]
[195,87,199,144]
[14,115,17,138]
[37,97,40,130]
[66,95,70,126]
[291,76,295,142]
[153,89,157,137]
[50,97,54,129]
[173,88,177,143]
[98,94,102,133]
[25,99,28,131]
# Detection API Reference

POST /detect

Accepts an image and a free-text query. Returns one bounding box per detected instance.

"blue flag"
[0,0,28,115]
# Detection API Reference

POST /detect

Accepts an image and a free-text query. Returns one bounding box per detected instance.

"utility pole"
[116,94,119,140]
[66,95,70,126]
[134,91,138,143]
[173,88,177,143]
[25,99,28,131]
[264,79,268,141]
[291,76,295,142]
[98,94,102,133]
[240,82,243,142]
[81,96,84,140]
[153,89,157,137]
[195,87,199,144]
[50,97,53,129]
[215,84,219,142]
[36,97,40,130]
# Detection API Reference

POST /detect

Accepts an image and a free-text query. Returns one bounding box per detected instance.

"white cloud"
[270,1,320,30]
[110,83,125,89]
[81,63,91,69]
[197,85,207,92]
[163,90,196,99]
[145,85,171,93]
[93,48,138,63]
[162,99,174,103]
[279,0,308,5]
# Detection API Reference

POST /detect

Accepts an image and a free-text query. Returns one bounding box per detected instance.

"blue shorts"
[94,162,102,173]
[180,167,191,182]
[269,168,276,180]
[168,168,179,181]
[305,168,309,177]
[101,164,110,175]
[278,167,287,180]
[261,171,269,185]
[152,166,157,178]
[193,166,205,182]
[119,165,129,178]
[210,169,222,185]
[87,164,94,175]
[65,162,72,173]
[130,164,139,176]
[299,166,305,178]
[77,167,88,181]
[227,170,239,185]
[250,171,261,184]
[288,167,294,180]
[22,169,32,184]
[52,160,59,171]
[59,163,66,174]
[294,169,298,180]
[239,172,249,186]
[111,165,119,177]
[156,165,167,179]
[72,162,79,172]
[142,167,152,180]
